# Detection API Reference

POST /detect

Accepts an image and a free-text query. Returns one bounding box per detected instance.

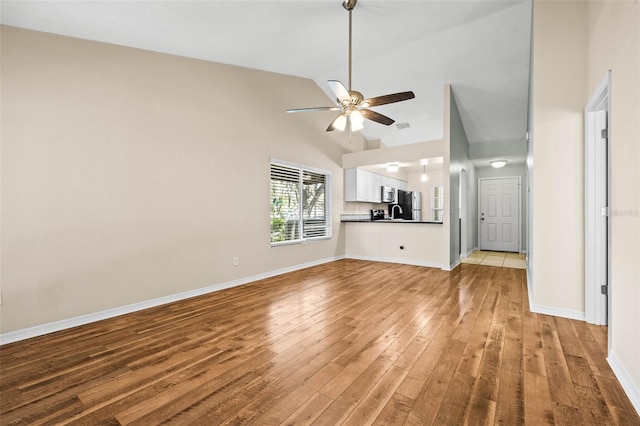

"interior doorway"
[584,72,610,327]
[478,177,520,252]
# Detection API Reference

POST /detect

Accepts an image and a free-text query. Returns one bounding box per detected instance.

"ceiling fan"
[286,0,415,132]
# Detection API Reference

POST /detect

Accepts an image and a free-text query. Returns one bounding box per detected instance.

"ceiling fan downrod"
[342,0,357,91]
[286,0,415,133]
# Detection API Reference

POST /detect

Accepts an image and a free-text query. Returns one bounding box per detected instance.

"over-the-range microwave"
[381,185,396,203]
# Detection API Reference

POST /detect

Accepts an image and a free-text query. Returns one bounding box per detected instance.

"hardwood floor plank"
[403,339,467,425]
[564,353,616,424]
[523,371,555,425]
[312,348,402,425]
[340,364,408,425]
[523,311,547,377]
[456,307,494,378]
[281,392,335,425]
[538,314,581,408]
[571,320,616,380]
[471,324,505,403]
[254,363,343,425]
[594,374,640,424]
[372,392,413,425]
[495,336,525,424]
[432,371,475,425]
[1,260,638,425]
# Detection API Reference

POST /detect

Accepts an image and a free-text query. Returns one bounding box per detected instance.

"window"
[431,185,444,222]
[270,160,332,245]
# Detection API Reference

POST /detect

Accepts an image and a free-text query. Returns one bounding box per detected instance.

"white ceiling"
[0,0,532,148]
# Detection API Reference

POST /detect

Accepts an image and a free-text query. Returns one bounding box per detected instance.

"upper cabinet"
[344,168,407,202]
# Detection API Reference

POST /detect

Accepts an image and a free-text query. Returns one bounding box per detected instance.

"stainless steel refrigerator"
[395,190,422,221]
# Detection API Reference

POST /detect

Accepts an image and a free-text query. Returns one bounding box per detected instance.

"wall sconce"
[387,163,399,172]
[490,160,507,168]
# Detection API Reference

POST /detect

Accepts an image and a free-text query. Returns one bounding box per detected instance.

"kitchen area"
[340,156,448,270]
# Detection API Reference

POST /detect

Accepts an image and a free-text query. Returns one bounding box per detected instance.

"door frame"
[477,176,521,253]
[584,71,611,329]
[460,169,468,258]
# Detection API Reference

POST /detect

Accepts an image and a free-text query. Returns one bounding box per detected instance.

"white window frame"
[431,185,444,222]
[270,159,332,246]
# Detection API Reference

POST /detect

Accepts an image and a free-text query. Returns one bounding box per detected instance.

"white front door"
[479,177,520,252]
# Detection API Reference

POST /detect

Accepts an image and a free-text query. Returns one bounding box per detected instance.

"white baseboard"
[527,271,638,416]
[449,259,461,271]
[528,303,585,321]
[462,246,479,259]
[608,351,640,416]
[0,255,345,346]
[525,266,585,321]
[345,255,446,271]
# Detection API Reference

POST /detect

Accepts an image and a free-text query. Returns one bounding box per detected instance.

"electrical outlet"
[233,257,239,266]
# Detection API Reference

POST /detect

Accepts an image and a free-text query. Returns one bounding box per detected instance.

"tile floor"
[461,250,527,269]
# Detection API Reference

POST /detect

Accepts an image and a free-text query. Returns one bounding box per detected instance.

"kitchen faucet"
[391,204,403,219]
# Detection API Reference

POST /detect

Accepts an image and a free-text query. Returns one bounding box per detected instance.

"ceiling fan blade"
[326,113,347,132]
[286,106,341,113]
[360,109,395,126]
[363,91,415,107]
[328,80,351,103]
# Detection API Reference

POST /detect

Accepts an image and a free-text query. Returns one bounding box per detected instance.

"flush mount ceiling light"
[286,0,415,133]
[421,165,428,181]
[490,160,507,168]
[387,163,399,172]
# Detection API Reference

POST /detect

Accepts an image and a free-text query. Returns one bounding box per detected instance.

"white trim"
[584,71,611,328]
[527,265,534,312]
[345,255,446,271]
[585,73,610,111]
[527,261,582,321]
[526,268,639,417]
[528,303,585,321]
[449,259,461,271]
[0,255,345,346]
[460,246,479,260]
[608,351,640,416]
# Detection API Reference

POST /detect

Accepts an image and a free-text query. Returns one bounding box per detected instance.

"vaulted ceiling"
[1,0,532,148]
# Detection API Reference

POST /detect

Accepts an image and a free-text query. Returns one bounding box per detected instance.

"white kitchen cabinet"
[345,168,381,202]
[344,168,407,203]
[396,179,409,191]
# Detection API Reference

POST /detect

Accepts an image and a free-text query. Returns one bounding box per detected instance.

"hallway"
[461,250,527,269]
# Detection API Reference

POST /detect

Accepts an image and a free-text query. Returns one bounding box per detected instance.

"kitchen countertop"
[340,215,443,224]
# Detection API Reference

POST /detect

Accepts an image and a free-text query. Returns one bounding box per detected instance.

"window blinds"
[270,161,332,245]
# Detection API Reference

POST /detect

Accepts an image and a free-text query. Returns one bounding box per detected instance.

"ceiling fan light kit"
[286,0,415,133]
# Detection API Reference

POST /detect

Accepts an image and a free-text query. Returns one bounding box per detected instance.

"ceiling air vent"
[396,122,410,130]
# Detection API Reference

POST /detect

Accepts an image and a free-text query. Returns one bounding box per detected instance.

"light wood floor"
[1,260,638,425]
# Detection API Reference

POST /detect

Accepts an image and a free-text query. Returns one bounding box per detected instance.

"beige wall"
[0,26,352,333]
[344,222,446,268]
[532,0,640,406]
[587,0,640,398]
[532,0,588,314]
